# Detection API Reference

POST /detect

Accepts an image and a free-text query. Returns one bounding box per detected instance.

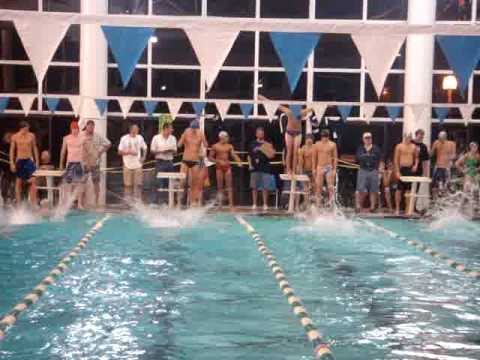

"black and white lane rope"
[0,214,111,341]
[236,215,335,359]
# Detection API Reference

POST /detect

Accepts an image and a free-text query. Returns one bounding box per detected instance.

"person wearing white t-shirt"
[150,122,177,203]
[118,124,147,201]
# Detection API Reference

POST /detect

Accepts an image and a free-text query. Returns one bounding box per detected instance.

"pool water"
[0,210,479,360]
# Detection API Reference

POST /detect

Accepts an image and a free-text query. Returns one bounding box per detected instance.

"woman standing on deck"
[455,142,480,195]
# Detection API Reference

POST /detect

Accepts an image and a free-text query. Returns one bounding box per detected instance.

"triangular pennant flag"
[337,105,352,122]
[363,103,377,124]
[68,96,82,117]
[263,101,280,122]
[459,104,476,126]
[408,104,427,123]
[386,106,402,122]
[45,97,60,113]
[143,100,158,116]
[289,104,303,121]
[351,34,406,97]
[167,99,183,120]
[18,94,36,116]
[436,35,480,94]
[95,99,109,117]
[185,29,240,90]
[118,97,134,119]
[239,103,253,120]
[270,32,321,93]
[434,107,450,124]
[215,100,231,120]
[101,26,154,88]
[0,97,9,113]
[192,102,206,117]
[14,16,70,83]
[310,103,327,120]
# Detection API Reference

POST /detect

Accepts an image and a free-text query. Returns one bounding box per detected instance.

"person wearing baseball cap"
[355,132,383,213]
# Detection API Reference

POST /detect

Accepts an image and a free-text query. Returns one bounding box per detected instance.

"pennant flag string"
[45,97,60,113]
[192,102,207,117]
[143,100,158,116]
[239,103,253,120]
[434,107,450,124]
[0,97,9,113]
[386,106,402,122]
[95,99,109,117]
[337,105,352,122]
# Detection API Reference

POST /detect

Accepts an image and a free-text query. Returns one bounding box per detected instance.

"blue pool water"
[0,209,479,359]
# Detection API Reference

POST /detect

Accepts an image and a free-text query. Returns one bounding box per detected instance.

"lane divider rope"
[0,214,111,341]
[235,215,335,359]
[360,219,480,279]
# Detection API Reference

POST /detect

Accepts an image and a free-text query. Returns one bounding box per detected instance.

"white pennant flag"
[18,94,37,116]
[351,34,406,97]
[215,100,231,121]
[363,103,377,124]
[459,104,476,127]
[14,15,70,84]
[404,104,427,135]
[409,104,427,122]
[263,101,280,122]
[310,103,327,120]
[167,99,183,120]
[185,29,239,90]
[68,95,83,118]
[117,97,134,119]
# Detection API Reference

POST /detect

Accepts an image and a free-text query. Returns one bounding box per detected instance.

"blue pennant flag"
[436,35,480,95]
[102,26,154,88]
[337,105,352,122]
[270,32,321,93]
[0,97,9,113]
[45,97,60,113]
[143,100,158,116]
[434,107,450,124]
[289,104,303,121]
[239,103,253,120]
[386,106,402,122]
[95,99,109,116]
[192,102,206,117]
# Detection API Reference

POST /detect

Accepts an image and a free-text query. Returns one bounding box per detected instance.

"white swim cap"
[219,131,229,139]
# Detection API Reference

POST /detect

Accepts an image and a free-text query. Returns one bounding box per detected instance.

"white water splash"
[293,206,357,236]
[5,204,41,225]
[50,191,78,222]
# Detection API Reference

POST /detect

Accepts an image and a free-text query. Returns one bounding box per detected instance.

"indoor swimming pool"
[0,209,479,360]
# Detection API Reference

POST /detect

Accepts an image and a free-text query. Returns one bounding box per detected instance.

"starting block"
[156,172,186,208]
[400,176,431,216]
[33,169,65,206]
[280,174,311,213]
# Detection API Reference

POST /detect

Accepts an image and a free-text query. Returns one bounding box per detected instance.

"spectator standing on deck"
[431,131,457,197]
[355,132,383,213]
[0,132,15,205]
[118,124,147,202]
[412,129,430,177]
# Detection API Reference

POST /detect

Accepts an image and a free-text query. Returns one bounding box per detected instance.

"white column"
[403,0,436,144]
[80,0,108,205]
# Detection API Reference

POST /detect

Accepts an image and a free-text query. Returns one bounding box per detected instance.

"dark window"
[207,71,253,100]
[391,45,406,70]
[436,0,472,21]
[207,0,255,17]
[0,65,37,93]
[108,68,147,97]
[52,25,80,62]
[368,0,408,20]
[316,0,363,19]
[43,0,80,12]
[153,0,202,15]
[43,66,80,94]
[0,0,37,10]
[152,29,198,65]
[314,34,360,69]
[434,42,451,70]
[261,0,309,18]
[258,72,307,100]
[108,0,148,14]
[224,32,255,67]
[151,69,200,98]
[259,32,282,67]
[314,73,361,101]
[0,21,29,61]
[432,74,467,103]
[365,73,404,103]
[473,75,480,103]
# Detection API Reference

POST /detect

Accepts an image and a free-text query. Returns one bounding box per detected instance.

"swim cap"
[190,120,200,129]
[70,121,79,130]
[219,131,229,139]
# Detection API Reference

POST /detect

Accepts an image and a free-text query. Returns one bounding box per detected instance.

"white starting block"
[156,172,186,208]
[280,174,311,213]
[33,169,65,206]
[400,176,432,216]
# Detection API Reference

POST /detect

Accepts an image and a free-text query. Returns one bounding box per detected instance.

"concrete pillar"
[80,0,108,205]
[403,0,436,144]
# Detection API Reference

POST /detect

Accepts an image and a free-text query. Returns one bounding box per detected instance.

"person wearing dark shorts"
[413,129,429,177]
[355,132,383,212]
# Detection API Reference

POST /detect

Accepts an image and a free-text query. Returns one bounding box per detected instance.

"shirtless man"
[298,135,315,205]
[9,121,39,206]
[312,129,338,207]
[393,133,419,215]
[178,120,208,207]
[431,131,457,194]
[209,131,242,209]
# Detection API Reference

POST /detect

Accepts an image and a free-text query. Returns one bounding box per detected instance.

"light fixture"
[442,75,458,91]
[150,36,158,44]
[161,85,167,91]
